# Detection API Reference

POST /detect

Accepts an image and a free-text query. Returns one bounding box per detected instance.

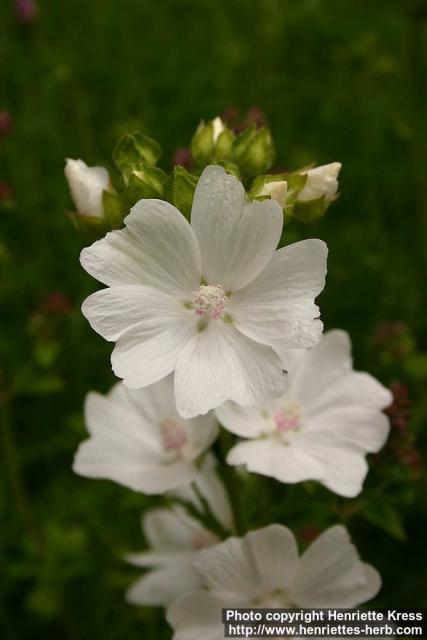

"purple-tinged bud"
[0,181,14,202]
[0,111,12,139]
[172,147,192,169]
[15,0,39,25]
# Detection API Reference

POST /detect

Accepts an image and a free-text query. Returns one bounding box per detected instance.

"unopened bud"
[251,175,288,207]
[232,125,275,178]
[191,117,234,167]
[113,131,162,183]
[164,166,198,219]
[65,159,110,218]
[291,162,342,222]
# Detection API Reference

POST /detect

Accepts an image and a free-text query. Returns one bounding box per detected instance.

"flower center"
[160,419,187,451]
[192,284,228,320]
[274,401,301,433]
[253,589,296,608]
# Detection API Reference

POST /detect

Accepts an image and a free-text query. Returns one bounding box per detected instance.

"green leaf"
[359,497,407,541]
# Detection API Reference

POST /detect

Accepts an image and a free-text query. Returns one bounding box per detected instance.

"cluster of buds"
[64,114,342,237]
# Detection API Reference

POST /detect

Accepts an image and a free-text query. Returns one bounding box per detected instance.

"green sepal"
[102,190,126,229]
[67,210,109,239]
[214,159,241,179]
[214,129,235,161]
[232,125,275,178]
[285,172,308,202]
[124,165,167,205]
[191,121,215,167]
[164,166,198,218]
[292,195,328,222]
[113,131,162,183]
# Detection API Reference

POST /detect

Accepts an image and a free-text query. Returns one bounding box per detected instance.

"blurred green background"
[1,0,427,637]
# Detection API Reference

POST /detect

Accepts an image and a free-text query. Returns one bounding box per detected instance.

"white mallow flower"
[80,165,328,418]
[126,455,233,607]
[216,330,392,498]
[257,179,288,207]
[72,375,218,493]
[167,524,381,640]
[211,116,225,143]
[297,162,341,203]
[64,158,110,217]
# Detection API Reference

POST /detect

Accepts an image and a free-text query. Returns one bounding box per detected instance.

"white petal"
[111,314,197,388]
[191,165,283,291]
[293,525,381,607]
[227,439,325,486]
[65,158,109,217]
[229,239,327,349]
[126,562,202,607]
[82,285,192,342]
[80,199,201,297]
[286,330,392,412]
[142,507,209,551]
[246,525,299,593]
[298,162,341,203]
[174,321,287,418]
[167,591,235,640]
[215,401,270,439]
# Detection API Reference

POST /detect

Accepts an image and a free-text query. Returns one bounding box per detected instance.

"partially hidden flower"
[216,330,392,498]
[126,455,233,607]
[253,178,288,207]
[297,162,341,203]
[64,158,110,218]
[80,165,328,418]
[167,524,381,639]
[73,375,218,493]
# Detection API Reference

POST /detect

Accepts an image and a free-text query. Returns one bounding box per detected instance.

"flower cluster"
[67,116,392,637]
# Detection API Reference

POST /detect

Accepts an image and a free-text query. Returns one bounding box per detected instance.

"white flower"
[64,158,110,217]
[216,330,392,498]
[257,179,288,207]
[126,455,233,607]
[167,524,381,640]
[72,375,218,493]
[297,162,341,203]
[80,165,328,418]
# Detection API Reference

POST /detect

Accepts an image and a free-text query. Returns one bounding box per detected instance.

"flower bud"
[125,165,166,204]
[113,131,162,183]
[297,162,341,203]
[0,111,12,139]
[15,0,39,25]
[164,166,198,219]
[191,117,234,167]
[232,125,275,178]
[64,159,110,218]
[251,176,288,207]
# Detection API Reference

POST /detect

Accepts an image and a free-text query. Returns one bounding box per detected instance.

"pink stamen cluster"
[160,419,187,451]
[192,284,228,320]
[191,530,219,550]
[274,402,301,432]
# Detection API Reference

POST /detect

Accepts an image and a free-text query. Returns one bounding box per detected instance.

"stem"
[218,428,246,535]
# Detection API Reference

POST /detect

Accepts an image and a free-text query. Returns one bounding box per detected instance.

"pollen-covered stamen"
[274,401,302,433]
[192,284,228,320]
[160,419,187,451]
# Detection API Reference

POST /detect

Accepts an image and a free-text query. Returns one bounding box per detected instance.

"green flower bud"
[191,117,235,167]
[113,131,162,183]
[290,162,342,222]
[125,165,167,205]
[164,166,198,219]
[232,125,275,178]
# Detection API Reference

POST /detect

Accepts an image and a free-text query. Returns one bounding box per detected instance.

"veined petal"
[191,165,283,291]
[111,314,198,388]
[126,562,202,607]
[229,239,327,349]
[142,507,211,552]
[167,591,237,640]
[215,402,270,439]
[80,199,201,298]
[82,285,192,342]
[293,525,381,607]
[174,321,287,418]
[246,525,299,593]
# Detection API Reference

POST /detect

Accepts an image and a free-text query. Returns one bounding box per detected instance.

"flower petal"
[215,402,269,439]
[80,199,201,297]
[229,239,327,350]
[293,525,381,607]
[246,525,299,593]
[142,507,209,552]
[191,165,283,291]
[174,321,287,418]
[167,591,235,640]
[111,314,197,388]
[82,285,192,342]
[126,562,202,607]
